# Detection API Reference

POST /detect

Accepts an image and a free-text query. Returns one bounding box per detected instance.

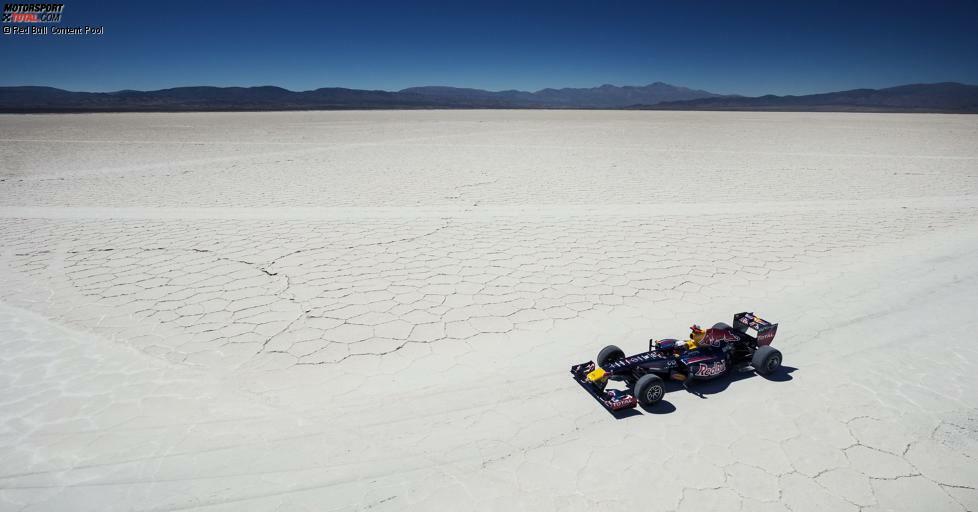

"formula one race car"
[570,312,781,411]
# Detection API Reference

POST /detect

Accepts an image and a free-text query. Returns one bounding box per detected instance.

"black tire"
[635,374,665,407]
[597,345,625,367]
[712,322,732,330]
[752,346,782,376]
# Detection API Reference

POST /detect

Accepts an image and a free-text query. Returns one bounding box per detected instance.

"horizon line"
[1,80,974,98]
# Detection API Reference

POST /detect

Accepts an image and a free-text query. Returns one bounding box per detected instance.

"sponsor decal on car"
[756,329,776,345]
[695,360,726,377]
[605,350,669,369]
[700,328,739,347]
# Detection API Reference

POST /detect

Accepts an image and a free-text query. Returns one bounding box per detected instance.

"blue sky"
[2,0,977,95]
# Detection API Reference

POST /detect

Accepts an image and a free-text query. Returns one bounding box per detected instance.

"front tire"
[752,346,782,376]
[597,345,625,367]
[635,374,665,407]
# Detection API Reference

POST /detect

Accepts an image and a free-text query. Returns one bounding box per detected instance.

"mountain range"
[0,82,976,113]
[400,82,720,108]
[639,82,978,113]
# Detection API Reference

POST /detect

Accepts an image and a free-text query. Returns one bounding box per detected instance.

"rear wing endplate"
[733,312,778,346]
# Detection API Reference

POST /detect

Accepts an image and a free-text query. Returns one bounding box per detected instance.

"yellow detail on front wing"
[586,367,608,384]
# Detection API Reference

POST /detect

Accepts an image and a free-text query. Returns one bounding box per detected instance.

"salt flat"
[1,110,977,511]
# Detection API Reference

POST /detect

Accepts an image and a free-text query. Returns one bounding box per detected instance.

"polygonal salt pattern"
[1,206,973,369]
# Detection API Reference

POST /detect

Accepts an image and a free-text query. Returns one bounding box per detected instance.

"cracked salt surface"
[0,110,977,511]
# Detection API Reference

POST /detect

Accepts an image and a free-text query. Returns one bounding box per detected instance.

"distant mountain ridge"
[639,82,978,113]
[399,82,721,108]
[0,85,449,112]
[0,82,719,112]
[0,82,975,113]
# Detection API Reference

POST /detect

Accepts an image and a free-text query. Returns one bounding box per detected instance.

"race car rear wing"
[733,312,778,346]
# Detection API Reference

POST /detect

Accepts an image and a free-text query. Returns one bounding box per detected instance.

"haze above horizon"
[3,0,977,96]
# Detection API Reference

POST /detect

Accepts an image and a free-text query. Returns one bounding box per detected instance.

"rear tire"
[752,346,782,376]
[635,374,665,407]
[597,345,625,367]
[712,322,732,330]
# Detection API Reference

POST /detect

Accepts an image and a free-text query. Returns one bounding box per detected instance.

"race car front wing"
[570,361,637,411]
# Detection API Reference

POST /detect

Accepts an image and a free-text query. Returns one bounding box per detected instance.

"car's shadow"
[608,365,798,417]
[684,364,797,396]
